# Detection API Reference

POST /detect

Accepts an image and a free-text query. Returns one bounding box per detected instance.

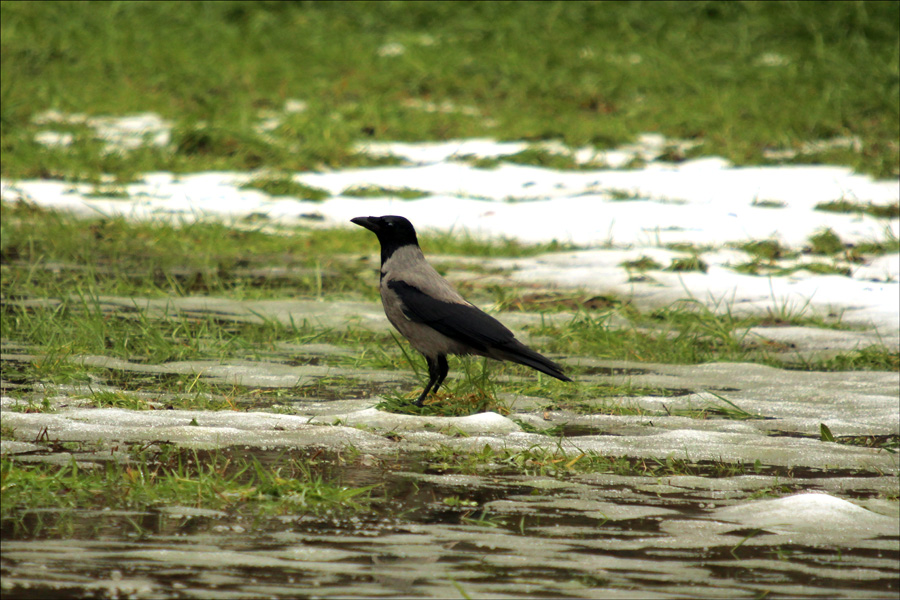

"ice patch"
[712,492,899,539]
[310,407,521,435]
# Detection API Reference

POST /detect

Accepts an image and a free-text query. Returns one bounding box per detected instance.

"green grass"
[853,231,900,257]
[2,195,897,420]
[2,1,897,180]
[424,443,783,479]
[815,200,900,220]
[740,240,795,262]
[501,148,594,171]
[751,199,788,209]
[0,200,568,301]
[808,228,847,255]
[82,183,130,199]
[376,353,508,416]
[620,256,663,271]
[341,184,430,199]
[489,291,621,313]
[607,189,647,201]
[790,345,900,372]
[0,446,376,537]
[0,201,372,300]
[527,299,896,371]
[666,256,709,273]
[519,381,682,415]
[733,259,852,277]
[240,175,331,201]
[3,200,896,415]
[1,293,314,365]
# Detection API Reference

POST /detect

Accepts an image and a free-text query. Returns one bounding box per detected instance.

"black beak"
[351,216,380,232]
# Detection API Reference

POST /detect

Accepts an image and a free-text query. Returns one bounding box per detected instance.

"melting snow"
[2,128,898,335]
[712,492,899,540]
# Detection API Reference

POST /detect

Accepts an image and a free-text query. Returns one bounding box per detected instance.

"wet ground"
[2,455,897,599]
[2,293,898,599]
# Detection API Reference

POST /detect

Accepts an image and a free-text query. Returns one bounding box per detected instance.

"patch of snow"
[755,52,791,67]
[32,111,171,153]
[401,98,482,117]
[34,131,75,147]
[310,407,521,435]
[712,492,899,539]
[3,134,898,335]
[355,139,529,163]
[377,42,406,57]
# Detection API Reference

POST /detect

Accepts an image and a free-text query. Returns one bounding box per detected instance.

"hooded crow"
[351,215,572,406]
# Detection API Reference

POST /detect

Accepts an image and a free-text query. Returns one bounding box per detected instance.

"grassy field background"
[2,1,898,557]
[2,0,898,179]
[1,1,898,384]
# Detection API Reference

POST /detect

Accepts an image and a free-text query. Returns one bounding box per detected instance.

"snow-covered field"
[3,115,898,336]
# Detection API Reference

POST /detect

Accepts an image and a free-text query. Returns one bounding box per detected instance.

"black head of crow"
[351,215,572,406]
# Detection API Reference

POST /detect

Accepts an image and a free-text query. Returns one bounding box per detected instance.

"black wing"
[388,280,572,382]
[387,280,514,352]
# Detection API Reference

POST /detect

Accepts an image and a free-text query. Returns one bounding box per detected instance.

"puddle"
[2,446,897,598]
[544,423,608,437]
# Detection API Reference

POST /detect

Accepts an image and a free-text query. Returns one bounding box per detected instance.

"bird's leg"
[415,356,441,406]
[433,355,449,393]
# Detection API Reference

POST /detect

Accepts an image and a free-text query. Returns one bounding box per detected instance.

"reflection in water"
[2,447,897,598]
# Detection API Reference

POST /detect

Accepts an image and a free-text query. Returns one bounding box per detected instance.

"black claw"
[413,387,430,406]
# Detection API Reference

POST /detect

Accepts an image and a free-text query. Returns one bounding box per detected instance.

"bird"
[351,215,572,406]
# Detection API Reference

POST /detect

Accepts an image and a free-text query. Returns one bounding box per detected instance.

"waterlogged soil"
[1,297,898,599]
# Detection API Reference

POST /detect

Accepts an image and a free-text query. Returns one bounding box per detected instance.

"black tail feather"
[491,340,572,382]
